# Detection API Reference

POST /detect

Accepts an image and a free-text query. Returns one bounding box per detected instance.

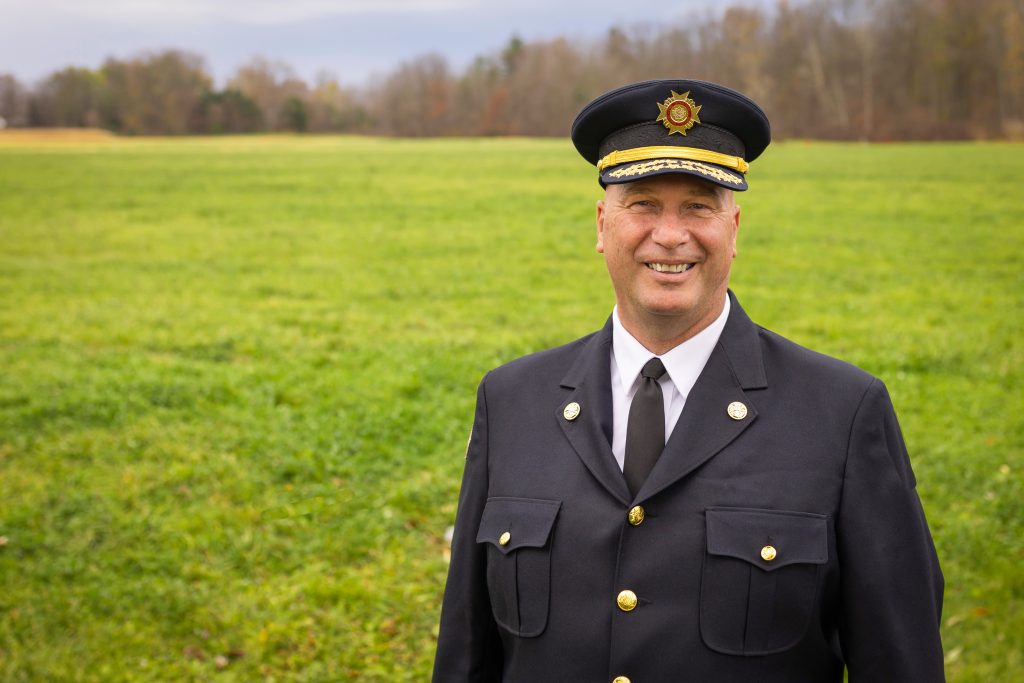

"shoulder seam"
[837,377,882,516]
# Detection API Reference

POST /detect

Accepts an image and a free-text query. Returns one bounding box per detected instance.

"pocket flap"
[705,507,828,571]
[476,497,561,555]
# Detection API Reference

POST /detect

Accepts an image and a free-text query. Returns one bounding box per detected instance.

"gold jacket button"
[727,401,748,420]
[612,677,632,683]
[616,589,638,612]
[627,505,645,526]
[761,544,777,561]
[499,531,511,546]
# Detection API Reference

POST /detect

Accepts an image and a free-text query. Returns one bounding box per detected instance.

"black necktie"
[624,357,666,497]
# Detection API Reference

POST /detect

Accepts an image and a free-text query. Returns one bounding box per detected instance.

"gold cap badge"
[657,90,702,136]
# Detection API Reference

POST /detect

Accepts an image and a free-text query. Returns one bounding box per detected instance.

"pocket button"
[760,544,777,561]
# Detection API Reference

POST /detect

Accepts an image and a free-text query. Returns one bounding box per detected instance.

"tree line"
[2,0,1022,140]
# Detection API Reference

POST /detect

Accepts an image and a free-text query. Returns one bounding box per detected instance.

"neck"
[619,296,727,355]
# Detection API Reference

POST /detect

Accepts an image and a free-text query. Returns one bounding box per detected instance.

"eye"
[629,199,656,209]
[686,202,716,215]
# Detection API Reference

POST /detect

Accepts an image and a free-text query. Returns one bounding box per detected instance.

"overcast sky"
[0,0,765,86]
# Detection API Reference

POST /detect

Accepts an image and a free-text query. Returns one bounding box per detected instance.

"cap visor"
[600,158,748,191]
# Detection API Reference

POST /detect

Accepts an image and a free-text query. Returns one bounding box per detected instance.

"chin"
[644,292,698,312]
[637,292,724,324]
[642,302,700,320]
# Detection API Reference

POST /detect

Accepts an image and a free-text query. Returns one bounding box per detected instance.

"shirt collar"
[612,294,731,397]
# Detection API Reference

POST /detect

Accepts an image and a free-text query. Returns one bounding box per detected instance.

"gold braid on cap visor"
[597,146,750,174]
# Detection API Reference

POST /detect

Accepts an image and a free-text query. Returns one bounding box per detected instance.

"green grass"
[0,134,1021,681]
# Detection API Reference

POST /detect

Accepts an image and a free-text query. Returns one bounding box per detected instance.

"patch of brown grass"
[0,128,119,145]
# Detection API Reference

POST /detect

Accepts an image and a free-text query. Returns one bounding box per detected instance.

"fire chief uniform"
[433,293,943,681]
[432,80,944,682]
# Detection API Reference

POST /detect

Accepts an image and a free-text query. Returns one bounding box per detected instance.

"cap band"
[605,159,745,187]
[597,146,750,174]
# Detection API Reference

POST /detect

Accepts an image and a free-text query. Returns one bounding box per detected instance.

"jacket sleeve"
[432,377,502,682]
[837,378,945,681]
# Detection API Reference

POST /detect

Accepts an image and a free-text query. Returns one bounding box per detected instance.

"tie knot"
[641,357,666,380]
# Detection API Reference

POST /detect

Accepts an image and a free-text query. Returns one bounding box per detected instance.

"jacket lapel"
[636,292,769,502]
[557,318,632,506]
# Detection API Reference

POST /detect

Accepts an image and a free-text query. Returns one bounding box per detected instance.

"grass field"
[0,133,1022,681]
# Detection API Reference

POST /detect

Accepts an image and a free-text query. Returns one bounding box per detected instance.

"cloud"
[3,0,477,25]
[0,0,763,85]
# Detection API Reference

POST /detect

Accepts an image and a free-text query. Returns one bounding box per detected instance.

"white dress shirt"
[609,295,731,471]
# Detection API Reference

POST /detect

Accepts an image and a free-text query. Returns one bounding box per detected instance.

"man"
[432,79,944,682]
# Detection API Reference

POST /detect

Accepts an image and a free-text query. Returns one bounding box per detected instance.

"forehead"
[610,174,727,200]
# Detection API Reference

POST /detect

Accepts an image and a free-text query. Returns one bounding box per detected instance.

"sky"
[0,0,765,87]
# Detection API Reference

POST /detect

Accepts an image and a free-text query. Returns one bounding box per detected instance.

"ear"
[595,199,606,253]
[731,204,741,258]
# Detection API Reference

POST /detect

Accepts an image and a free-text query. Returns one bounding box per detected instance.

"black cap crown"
[571,79,771,190]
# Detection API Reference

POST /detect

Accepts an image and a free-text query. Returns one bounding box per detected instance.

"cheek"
[607,218,649,252]
[608,234,641,265]
[603,235,638,276]
[702,220,738,257]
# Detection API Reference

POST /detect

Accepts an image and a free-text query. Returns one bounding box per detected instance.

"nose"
[650,215,690,249]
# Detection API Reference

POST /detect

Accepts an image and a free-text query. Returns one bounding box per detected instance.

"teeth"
[648,263,693,273]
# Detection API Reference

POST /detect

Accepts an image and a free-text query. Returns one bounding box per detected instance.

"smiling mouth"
[646,262,695,273]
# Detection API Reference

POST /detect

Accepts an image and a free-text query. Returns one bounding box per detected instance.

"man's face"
[596,174,740,341]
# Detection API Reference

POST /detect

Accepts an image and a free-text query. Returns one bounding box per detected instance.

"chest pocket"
[700,507,828,656]
[476,497,561,638]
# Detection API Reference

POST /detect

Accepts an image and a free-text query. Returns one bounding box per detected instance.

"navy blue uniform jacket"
[433,293,944,682]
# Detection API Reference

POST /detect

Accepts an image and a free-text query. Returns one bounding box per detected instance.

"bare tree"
[306,71,367,132]
[101,51,212,134]
[997,0,1024,137]
[371,53,453,136]
[0,73,30,127]
[29,67,102,127]
[228,57,309,131]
